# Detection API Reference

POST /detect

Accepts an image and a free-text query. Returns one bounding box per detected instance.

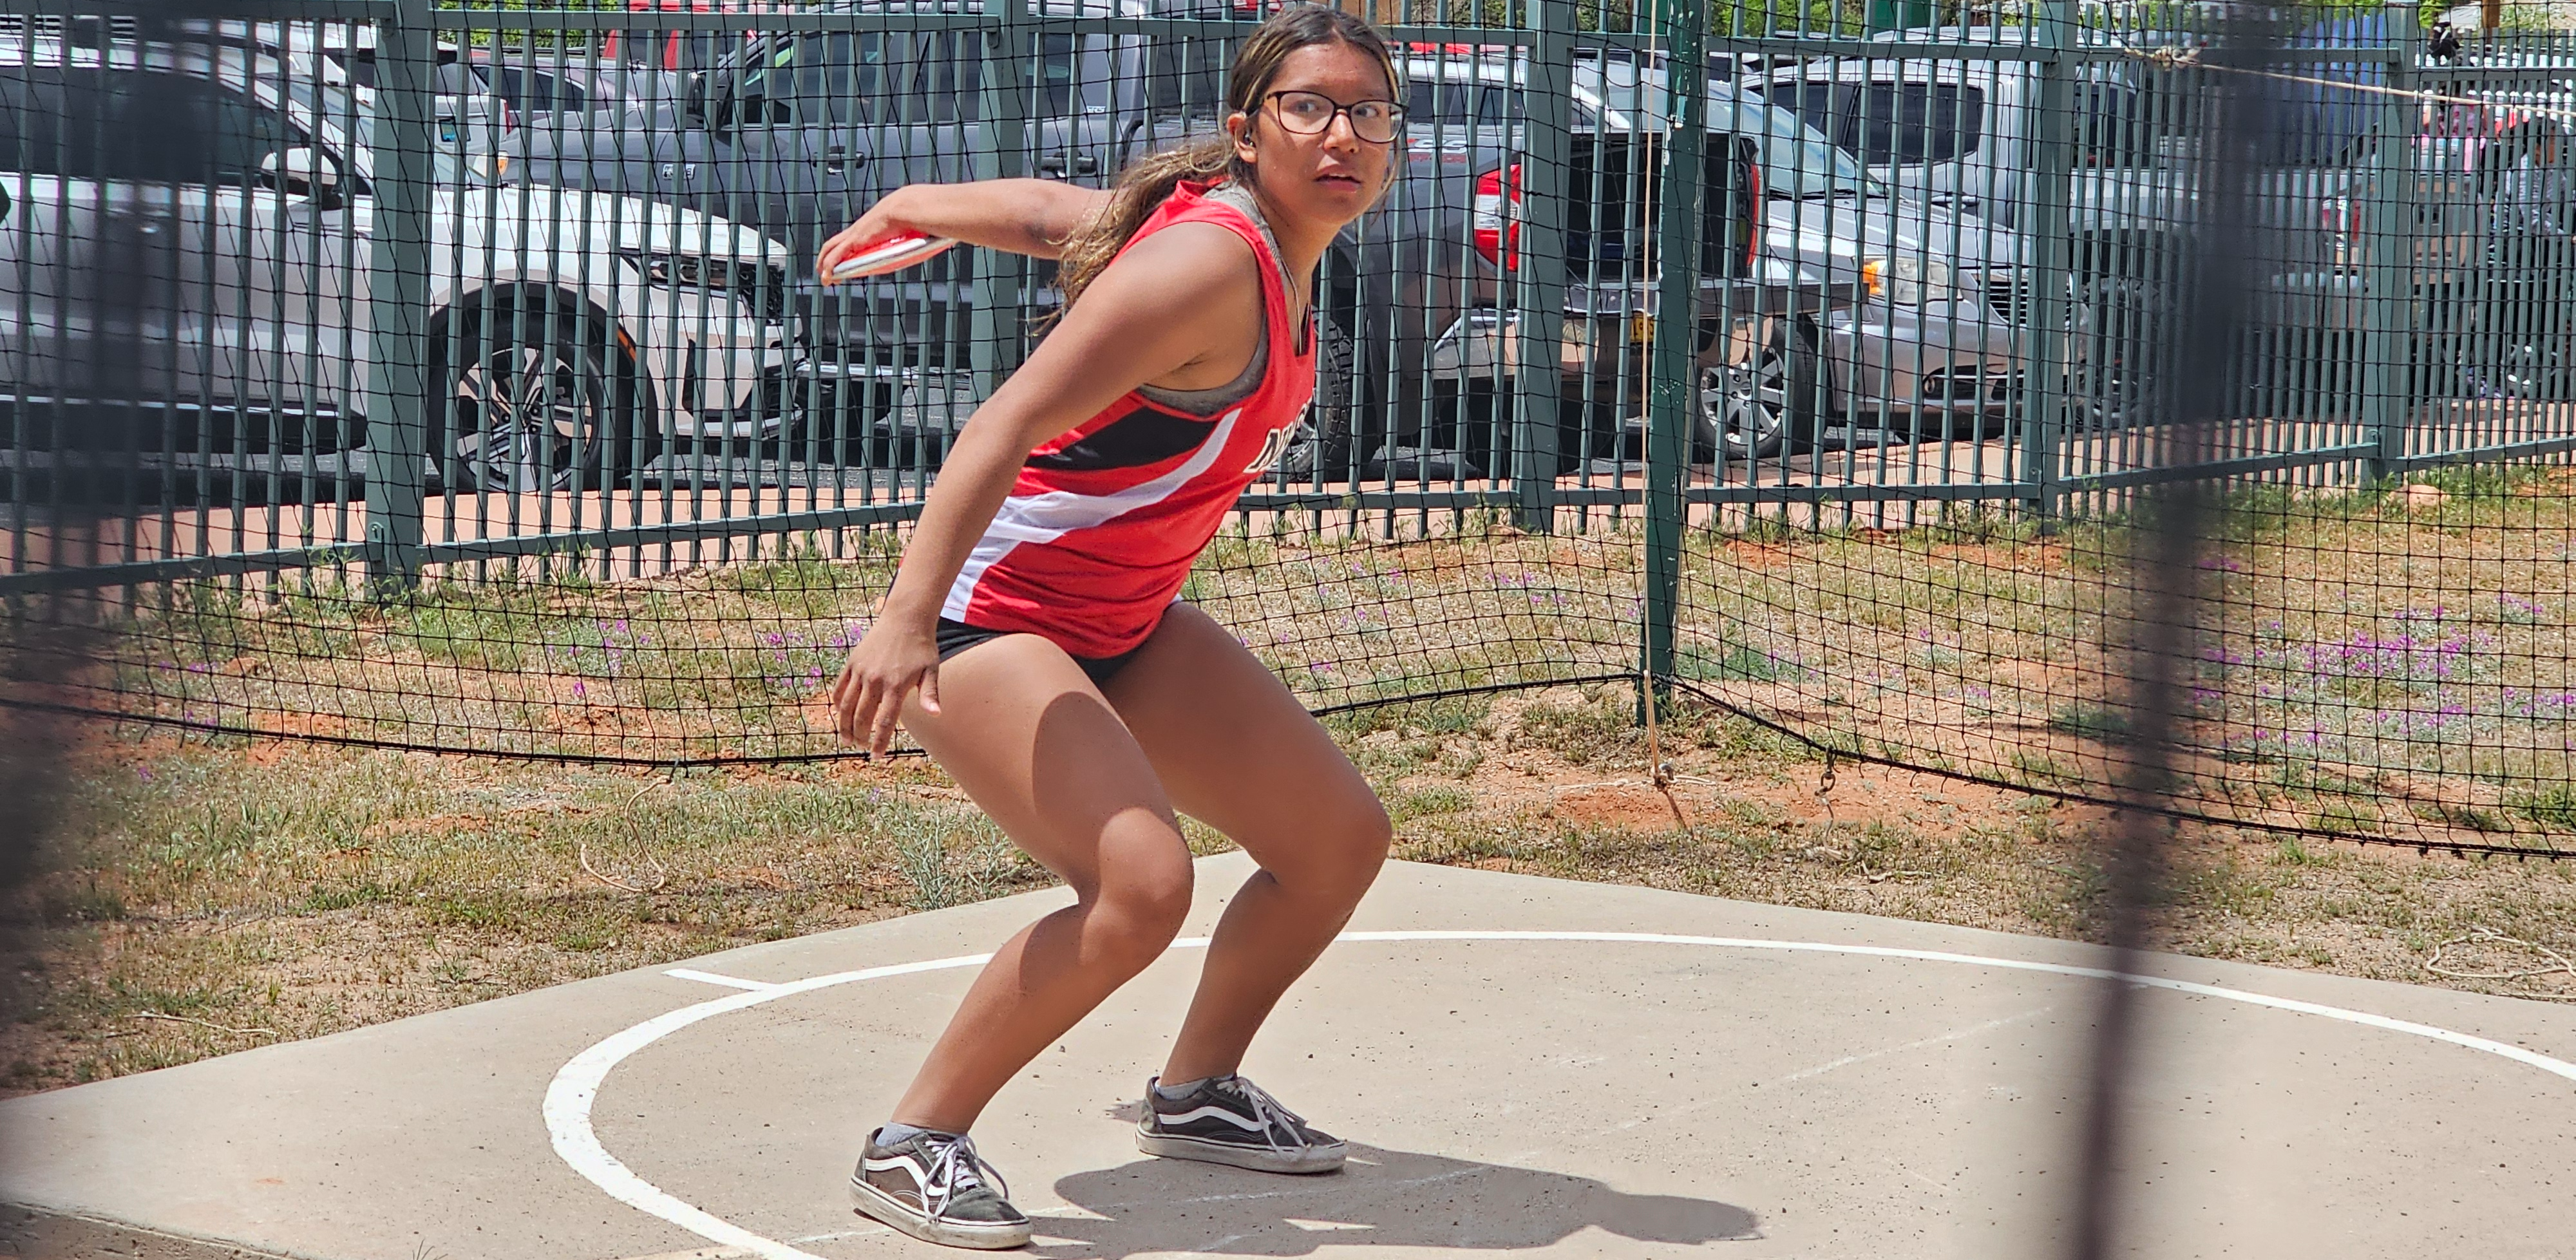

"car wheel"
[2454,283,2571,402]
[1276,314,1356,482]
[437,305,632,494]
[2069,275,2167,429]
[1710,330,1799,461]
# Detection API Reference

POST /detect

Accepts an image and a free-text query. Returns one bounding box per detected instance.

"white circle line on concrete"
[543,929,2576,1260]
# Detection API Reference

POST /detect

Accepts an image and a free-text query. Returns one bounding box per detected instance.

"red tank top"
[940,182,1315,658]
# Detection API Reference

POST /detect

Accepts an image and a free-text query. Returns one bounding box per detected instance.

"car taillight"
[2323,196,2360,262]
[1744,157,1763,273]
[1473,163,1522,269]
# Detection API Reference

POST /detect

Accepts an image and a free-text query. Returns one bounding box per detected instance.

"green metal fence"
[7,1,2571,589]
[5,0,2575,854]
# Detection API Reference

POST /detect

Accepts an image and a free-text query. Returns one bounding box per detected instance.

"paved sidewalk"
[4,854,2571,1260]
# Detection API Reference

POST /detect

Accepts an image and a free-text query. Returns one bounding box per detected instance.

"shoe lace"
[1222,1076,1309,1151]
[919,1132,1009,1222]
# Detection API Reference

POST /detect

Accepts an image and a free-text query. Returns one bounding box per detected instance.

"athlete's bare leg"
[886,635,1196,1134]
[1103,603,1392,1085]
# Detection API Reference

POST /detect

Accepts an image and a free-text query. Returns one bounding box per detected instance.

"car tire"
[1276,314,1356,482]
[2453,269,2572,402]
[432,294,643,494]
[1712,324,1808,462]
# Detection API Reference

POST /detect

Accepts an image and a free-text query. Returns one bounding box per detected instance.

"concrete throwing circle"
[544,930,2576,1260]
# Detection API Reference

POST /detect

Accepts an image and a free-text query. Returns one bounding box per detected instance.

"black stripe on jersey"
[1024,405,1215,473]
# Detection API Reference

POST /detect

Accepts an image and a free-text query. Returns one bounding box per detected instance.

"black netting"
[3,1,2573,861]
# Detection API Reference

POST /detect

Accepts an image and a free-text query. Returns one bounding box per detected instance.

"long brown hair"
[1051,4,1401,311]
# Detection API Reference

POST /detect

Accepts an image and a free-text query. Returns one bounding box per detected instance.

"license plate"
[1630,312,1656,345]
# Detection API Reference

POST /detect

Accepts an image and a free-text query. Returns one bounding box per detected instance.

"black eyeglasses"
[1264,89,1405,144]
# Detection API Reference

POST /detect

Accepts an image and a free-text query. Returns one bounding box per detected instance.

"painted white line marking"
[663,969,782,992]
[547,930,2576,1260]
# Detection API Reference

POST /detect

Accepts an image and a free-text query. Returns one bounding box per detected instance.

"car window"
[1769,79,1983,166]
[1144,33,1226,117]
[2079,81,2150,167]
[1858,81,1978,164]
[478,64,587,115]
[1036,32,1112,115]
[0,68,65,175]
[9,68,303,184]
[742,32,981,128]
[907,32,980,123]
[169,71,308,183]
[683,31,719,73]
[735,33,841,126]
[1405,79,1522,129]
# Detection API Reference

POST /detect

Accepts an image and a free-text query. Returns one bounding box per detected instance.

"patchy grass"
[5,676,2571,1100]
[4,469,2572,1094]
[11,472,2570,854]
[1378,685,2576,1011]
[0,728,1089,1093]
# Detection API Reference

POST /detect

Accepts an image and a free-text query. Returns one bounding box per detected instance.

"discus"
[823,231,958,284]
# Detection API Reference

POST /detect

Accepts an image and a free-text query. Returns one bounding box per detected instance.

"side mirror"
[261,147,345,209]
[684,72,708,127]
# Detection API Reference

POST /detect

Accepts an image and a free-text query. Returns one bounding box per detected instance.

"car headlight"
[621,250,786,294]
[1861,255,1954,305]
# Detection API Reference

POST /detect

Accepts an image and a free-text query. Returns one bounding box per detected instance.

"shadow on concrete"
[1037,1115,1760,1257]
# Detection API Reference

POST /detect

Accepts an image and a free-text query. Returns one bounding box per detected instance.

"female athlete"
[819,8,1405,1249]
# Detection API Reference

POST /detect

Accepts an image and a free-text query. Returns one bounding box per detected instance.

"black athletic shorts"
[935,617,1143,688]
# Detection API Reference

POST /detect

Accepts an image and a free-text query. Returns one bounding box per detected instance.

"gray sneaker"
[1135,1074,1347,1174]
[848,1127,1032,1250]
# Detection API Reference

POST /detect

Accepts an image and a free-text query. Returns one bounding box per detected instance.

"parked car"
[0,32,795,497]
[1747,19,2568,420]
[601,0,782,77]
[511,5,1815,476]
[436,50,645,131]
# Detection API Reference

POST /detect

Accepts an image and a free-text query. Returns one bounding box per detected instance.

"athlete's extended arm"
[817,180,1113,277]
[827,224,1265,753]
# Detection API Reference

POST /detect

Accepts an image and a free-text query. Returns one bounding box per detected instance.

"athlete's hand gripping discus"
[822,230,958,284]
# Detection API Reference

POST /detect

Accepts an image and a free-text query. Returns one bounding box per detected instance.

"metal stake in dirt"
[2063,10,2277,1260]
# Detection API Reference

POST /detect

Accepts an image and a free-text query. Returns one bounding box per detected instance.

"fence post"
[1642,0,1706,699]
[2018,0,2077,529]
[362,0,437,592]
[2361,2,2420,485]
[970,0,1032,403]
[1509,0,1573,532]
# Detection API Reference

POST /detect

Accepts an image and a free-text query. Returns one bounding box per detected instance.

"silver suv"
[0,31,792,496]
[1412,53,2021,460]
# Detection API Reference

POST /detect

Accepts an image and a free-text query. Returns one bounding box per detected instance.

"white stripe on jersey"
[943,409,1242,621]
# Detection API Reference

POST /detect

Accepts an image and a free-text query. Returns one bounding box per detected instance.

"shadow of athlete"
[1036,1138,1761,1257]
